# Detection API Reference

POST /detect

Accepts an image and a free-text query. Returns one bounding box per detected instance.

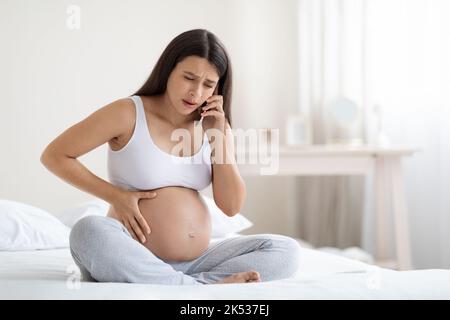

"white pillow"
[200,195,253,237]
[57,198,109,228]
[0,199,70,251]
[58,195,253,238]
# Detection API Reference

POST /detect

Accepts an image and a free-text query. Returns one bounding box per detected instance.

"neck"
[156,94,197,127]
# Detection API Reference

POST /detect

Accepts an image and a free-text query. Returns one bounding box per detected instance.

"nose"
[189,84,203,99]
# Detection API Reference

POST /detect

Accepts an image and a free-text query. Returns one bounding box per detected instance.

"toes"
[246,270,261,282]
[251,270,260,278]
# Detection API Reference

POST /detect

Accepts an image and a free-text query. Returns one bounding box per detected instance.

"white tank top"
[107,95,212,191]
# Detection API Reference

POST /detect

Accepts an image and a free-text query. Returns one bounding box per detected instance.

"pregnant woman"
[40,29,301,285]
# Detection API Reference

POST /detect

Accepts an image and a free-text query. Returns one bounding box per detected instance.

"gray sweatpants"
[69,215,301,285]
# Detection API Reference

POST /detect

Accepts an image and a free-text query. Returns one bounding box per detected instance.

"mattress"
[1,243,450,299]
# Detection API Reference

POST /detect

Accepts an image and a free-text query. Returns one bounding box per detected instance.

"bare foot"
[213,270,261,284]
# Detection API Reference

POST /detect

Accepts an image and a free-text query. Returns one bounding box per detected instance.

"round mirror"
[329,98,360,127]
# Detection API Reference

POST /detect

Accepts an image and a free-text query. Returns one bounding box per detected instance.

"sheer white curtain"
[364,0,450,269]
[294,0,367,249]
[296,0,450,268]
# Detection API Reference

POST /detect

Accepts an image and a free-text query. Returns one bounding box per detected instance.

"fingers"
[122,191,156,243]
[123,219,146,244]
[141,191,157,198]
[206,94,222,104]
[123,220,139,242]
[129,219,146,243]
[135,192,153,236]
[135,214,151,235]
[202,100,223,113]
[201,110,224,119]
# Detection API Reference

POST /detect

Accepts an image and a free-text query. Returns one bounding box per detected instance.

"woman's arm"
[40,98,134,204]
[210,121,247,217]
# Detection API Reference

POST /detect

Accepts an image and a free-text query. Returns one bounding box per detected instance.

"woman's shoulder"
[96,97,136,135]
[107,96,136,119]
[101,97,137,149]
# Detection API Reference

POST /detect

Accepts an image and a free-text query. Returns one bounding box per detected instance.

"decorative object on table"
[325,97,364,146]
[285,113,312,146]
[372,104,391,147]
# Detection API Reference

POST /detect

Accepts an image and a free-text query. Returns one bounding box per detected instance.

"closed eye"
[184,76,213,88]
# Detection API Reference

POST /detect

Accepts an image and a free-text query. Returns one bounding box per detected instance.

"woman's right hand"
[111,189,157,243]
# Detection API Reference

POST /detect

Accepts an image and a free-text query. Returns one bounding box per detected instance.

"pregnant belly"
[108,186,211,262]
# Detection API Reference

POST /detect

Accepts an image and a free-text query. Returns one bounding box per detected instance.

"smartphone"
[196,86,219,120]
[196,97,211,119]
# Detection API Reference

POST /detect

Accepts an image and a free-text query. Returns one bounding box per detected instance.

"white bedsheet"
[1,245,450,299]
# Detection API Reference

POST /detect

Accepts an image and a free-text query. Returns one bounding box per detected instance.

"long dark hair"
[132,29,233,127]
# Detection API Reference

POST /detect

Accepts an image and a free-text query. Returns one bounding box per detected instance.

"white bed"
[1,198,450,299]
[1,241,450,300]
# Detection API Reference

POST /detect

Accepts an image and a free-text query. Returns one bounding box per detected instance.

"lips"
[182,99,198,108]
[183,99,197,105]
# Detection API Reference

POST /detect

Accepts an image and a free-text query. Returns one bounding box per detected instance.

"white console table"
[236,144,417,270]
